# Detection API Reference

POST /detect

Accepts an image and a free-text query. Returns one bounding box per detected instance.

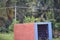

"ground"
[0,32,60,40]
[0,32,13,40]
[53,38,60,40]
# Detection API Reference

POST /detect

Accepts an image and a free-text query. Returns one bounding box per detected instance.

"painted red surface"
[14,23,34,40]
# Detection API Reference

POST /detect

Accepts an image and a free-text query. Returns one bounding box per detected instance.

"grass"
[0,32,14,40]
[53,37,60,40]
[0,32,60,40]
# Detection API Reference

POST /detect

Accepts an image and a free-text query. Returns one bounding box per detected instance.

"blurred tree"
[0,0,60,33]
[54,0,60,22]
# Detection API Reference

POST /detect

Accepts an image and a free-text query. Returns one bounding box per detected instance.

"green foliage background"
[0,0,60,40]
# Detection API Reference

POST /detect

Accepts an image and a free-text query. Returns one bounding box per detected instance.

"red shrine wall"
[14,23,34,40]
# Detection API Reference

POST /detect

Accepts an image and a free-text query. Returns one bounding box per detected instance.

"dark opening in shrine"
[37,24,48,40]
